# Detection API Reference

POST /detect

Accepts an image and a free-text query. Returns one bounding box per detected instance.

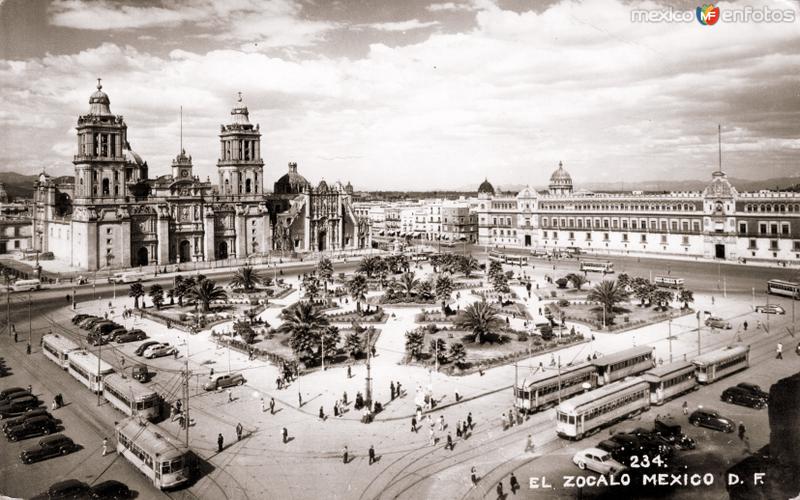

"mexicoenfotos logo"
[696,4,720,25]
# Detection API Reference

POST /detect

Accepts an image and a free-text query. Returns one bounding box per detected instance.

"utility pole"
[27,289,32,348]
[5,273,9,334]
[321,334,325,371]
[184,354,190,447]
[365,327,372,409]
[668,312,673,363]
[97,341,102,406]
[696,311,701,356]
[557,356,562,403]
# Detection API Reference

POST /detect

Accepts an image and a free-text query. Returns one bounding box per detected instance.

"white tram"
[766,279,800,300]
[102,373,160,420]
[116,418,191,490]
[66,349,114,393]
[642,360,697,405]
[514,362,597,413]
[41,334,80,370]
[692,344,750,384]
[556,377,650,440]
[592,346,655,386]
[579,261,614,273]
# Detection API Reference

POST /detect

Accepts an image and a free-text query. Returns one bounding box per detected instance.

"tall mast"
[180,106,183,152]
[718,123,721,172]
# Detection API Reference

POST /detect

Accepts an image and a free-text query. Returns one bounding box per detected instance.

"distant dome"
[317,180,329,192]
[549,161,573,195]
[478,178,495,195]
[274,162,310,195]
[88,79,112,116]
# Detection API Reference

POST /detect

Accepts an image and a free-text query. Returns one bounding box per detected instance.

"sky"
[0,0,798,191]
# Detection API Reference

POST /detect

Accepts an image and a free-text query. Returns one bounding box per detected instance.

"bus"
[580,261,614,273]
[116,418,191,490]
[767,279,800,300]
[556,377,650,440]
[488,250,528,266]
[591,345,655,386]
[642,360,697,405]
[42,334,80,370]
[514,362,597,413]
[488,250,505,263]
[11,279,41,292]
[654,276,685,289]
[102,373,160,420]
[692,344,750,384]
[109,272,149,284]
[67,350,114,393]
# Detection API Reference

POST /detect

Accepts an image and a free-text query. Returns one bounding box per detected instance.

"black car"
[90,480,131,499]
[0,395,40,418]
[91,322,120,336]
[5,415,57,441]
[135,341,160,356]
[71,314,91,325]
[721,386,767,409]
[2,409,55,431]
[736,382,769,400]
[0,387,29,404]
[653,418,696,450]
[30,478,90,499]
[689,408,735,432]
[596,439,624,455]
[87,333,109,346]
[20,434,78,464]
[628,428,674,457]
[115,329,147,343]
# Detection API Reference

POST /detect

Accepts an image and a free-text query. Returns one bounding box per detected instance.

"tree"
[634,281,656,307]
[652,289,673,311]
[555,277,569,289]
[345,331,364,358]
[677,289,694,310]
[488,260,503,279]
[129,283,145,309]
[449,342,467,368]
[587,280,630,323]
[166,287,175,305]
[429,338,447,364]
[231,265,263,292]
[320,325,341,362]
[149,284,164,310]
[418,280,434,301]
[616,273,630,290]
[455,300,503,344]
[279,301,330,361]
[492,272,510,294]
[396,271,419,299]
[566,273,588,291]
[233,320,257,344]
[304,277,320,302]
[186,279,227,313]
[173,275,185,305]
[317,258,334,292]
[347,273,369,314]
[405,328,425,360]
[460,255,480,278]
[358,255,382,278]
[435,275,454,313]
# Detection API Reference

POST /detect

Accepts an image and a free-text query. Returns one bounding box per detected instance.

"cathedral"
[31,81,368,271]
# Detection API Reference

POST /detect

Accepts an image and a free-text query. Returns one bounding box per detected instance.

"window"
[682,236,689,245]
[692,221,700,232]
[622,233,628,242]
[770,240,779,251]
[793,241,800,251]
[569,232,575,240]
[739,222,747,234]
[586,232,592,240]
[782,222,790,236]
[640,234,647,243]
[748,239,757,250]
[770,223,778,235]
[660,235,667,244]
[759,223,767,235]
[603,233,610,241]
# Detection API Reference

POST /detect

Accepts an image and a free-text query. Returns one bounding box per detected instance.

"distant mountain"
[0,172,39,200]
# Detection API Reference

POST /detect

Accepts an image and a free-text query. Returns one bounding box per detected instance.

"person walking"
[347,364,352,379]
[429,428,436,446]
[217,433,224,452]
[682,401,689,416]
[390,381,395,400]
[777,342,783,359]
[470,466,478,487]
[501,412,507,431]
[411,416,417,433]
[102,437,109,456]
[496,482,504,498]
[343,391,348,405]
[738,422,746,441]
[268,397,275,415]
[743,320,748,331]
[227,388,233,402]
[508,409,514,429]
[368,445,375,465]
[298,392,303,407]
[510,473,519,494]
[467,412,473,430]
[261,398,266,413]
[236,422,243,441]
[319,406,325,421]
[282,427,288,444]
[333,402,339,418]
[446,432,453,451]
[525,434,534,453]
[456,420,462,438]
[396,381,402,397]
[438,415,445,431]
[342,445,349,464]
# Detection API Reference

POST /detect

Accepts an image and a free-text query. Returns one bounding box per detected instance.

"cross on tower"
[237,91,242,102]
[97,77,102,90]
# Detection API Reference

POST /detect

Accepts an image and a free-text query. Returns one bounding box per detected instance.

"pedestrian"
[438,415,445,431]
[456,420,462,438]
[347,364,352,379]
[738,422,746,441]
[757,320,762,330]
[682,401,688,416]
[276,377,282,390]
[525,434,534,453]
[342,445,349,464]
[777,343,783,359]
[261,398,266,413]
[510,472,519,494]
[368,444,375,465]
[502,412,507,430]
[236,422,243,441]
[270,397,275,415]
[173,349,178,359]
[711,296,715,305]
[343,391,348,405]
[102,437,108,456]
[27,384,32,394]
[496,482,504,497]
[743,321,748,331]
[455,389,460,402]
[282,427,288,444]
[471,466,478,487]
[319,406,325,421]
[396,381,402,397]
[429,428,436,446]
[468,412,473,430]
[333,403,339,418]
[446,433,453,451]
[508,410,514,428]
[390,381,395,400]
[298,392,303,407]
[52,398,58,411]
[227,389,233,402]
[217,433,224,452]
[411,416,417,433]
[26,343,31,355]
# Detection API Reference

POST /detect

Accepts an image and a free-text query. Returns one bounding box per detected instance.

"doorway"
[136,247,149,266]
[179,240,191,262]
[524,235,531,247]
[715,244,725,259]
[218,241,228,259]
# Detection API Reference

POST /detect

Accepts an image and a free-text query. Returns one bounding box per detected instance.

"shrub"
[557,299,570,307]
[517,331,529,342]
[555,278,568,289]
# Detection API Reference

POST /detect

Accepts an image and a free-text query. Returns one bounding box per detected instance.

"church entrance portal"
[318,231,326,252]
[136,247,149,266]
[218,241,228,259]
[715,244,725,260]
[179,240,191,263]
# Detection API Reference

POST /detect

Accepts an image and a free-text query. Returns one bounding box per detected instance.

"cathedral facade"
[31,82,367,271]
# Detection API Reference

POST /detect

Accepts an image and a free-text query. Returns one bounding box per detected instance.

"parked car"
[30,478,90,499]
[628,428,674,457]
[107,327,128,340]
[71,314,91,325]
[131,364,153,383]
[143,343,175,359]
[689,408,735,432]
[705,316,732,329]
[90,480,131,499]
[2,409,55,432]
[0,387,29,404]
[5,415,58,441]
[653,417,696,450]
[204,373,246,391]
[20,434,78,464]
[755,304,786,315]
[134,341,160,356]
[736,382,769,400]
[115,329,146,343]
[0,395,40,418]
[78,317,103,329]
[721,386,767,409]
[92,322,121,335]
[87,334,109,347]
[572,447,626,476]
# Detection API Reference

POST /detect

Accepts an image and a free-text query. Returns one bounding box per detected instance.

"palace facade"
[477,162,800,264]
[32,82,367,271]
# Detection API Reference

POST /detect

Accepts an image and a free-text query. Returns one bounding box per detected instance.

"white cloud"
[358,19,441,32]
[426,2,477,12]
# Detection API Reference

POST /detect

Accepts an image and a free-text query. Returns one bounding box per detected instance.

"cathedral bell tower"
[73,79,130,202]
[217,93,264,197]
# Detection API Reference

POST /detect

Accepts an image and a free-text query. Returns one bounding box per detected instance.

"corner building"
[32,83,366,270]
[477,162,800,264]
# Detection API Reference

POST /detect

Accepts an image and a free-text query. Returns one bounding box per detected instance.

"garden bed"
[547,300,695,333]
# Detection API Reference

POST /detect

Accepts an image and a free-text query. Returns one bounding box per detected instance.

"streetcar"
[488,249,528,266]
[102,373,160,420]
[556,377,650,440]
[66,349,114,393]
[116,418,191,490]
[579,261,614,273]
[41,334,81,370]
[692,344,750,384]
[514,362,597,413]
[654,276,685,289]
[592,346,655,386]
[642,360,697,405]
[766,279,800,300]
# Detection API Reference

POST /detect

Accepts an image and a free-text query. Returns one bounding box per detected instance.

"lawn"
[547,300,694,333]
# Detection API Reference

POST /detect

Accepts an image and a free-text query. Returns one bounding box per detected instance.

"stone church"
[32,81,368,271]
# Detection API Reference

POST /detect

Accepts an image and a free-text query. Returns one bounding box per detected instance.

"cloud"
[426,2,477,12]
[358,19,441,32]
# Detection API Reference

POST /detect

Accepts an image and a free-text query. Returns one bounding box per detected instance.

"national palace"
[31,81,368,271]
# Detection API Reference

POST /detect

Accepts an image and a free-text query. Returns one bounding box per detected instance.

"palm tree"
[430,338,447,363]
[396,272,419,299]
[405,328,425,360]
[231,266,263,291]
[278,301,330,360]
[488,260,503,279]
[186,279,227,313]
[304,277,320,301]
[678,289,694,310]
[652,289,673,311]
[634,282,655,307]
[435,275,454,313]
[129,283,145,309]
[455,300,503,344]
[587,280,630,322]
[149,284,164,310]
[317,258,334,292]
[566,273,588,291]
[616,273,631,290]
[347,273,369,314]
[460,255,480,278]
[358,255,381,278]
[173,275,185,305]
[449,342,467,368]
[345,331,363,358]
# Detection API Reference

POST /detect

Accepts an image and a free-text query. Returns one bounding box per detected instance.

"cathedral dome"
[274,162,310,195]
[478,178,495,195]
[549,161,573,195]
[88,79,112,116]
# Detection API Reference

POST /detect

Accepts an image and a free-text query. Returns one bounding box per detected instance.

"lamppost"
[365,327,373,410]
[668,309,673,363]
